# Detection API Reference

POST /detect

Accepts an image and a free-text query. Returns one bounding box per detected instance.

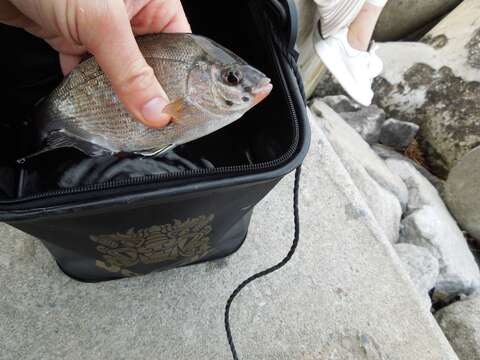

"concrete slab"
[0,113,457,360]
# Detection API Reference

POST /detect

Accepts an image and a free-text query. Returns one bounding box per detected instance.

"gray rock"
[0,110,459,360]
[386,158,480,299]
[379,119,419,150]
[322,95,362,113]
[445,146,480,243]
[385,157,450,213]
[372,144,445,192]
[395,243,439,309]
[311,71,346,100]
[435,296,480,360]
[373,0,480,176]
[374,0,462,41]
[340,106,386,144]
[311,99,405,241]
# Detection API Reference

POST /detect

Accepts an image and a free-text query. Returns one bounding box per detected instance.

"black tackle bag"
[0,0,310,282]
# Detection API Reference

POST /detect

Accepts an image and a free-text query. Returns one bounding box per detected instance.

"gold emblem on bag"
[91,214,214,277]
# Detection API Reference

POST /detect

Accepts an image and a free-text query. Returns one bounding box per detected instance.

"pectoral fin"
[163,98,186,124]
[135,144,177,158]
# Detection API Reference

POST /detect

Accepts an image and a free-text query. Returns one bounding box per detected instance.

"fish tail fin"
[17,129,111,164]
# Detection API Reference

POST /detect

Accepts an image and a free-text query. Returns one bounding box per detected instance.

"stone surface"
[340,106,386,145]
[379,119,419,150]
[373,0,462,41]
[311,99,406,240]
[386,158,480,299]
[395,243,439,309]
[445,146,480,242]
[435,296,480,360]
[0,110,459,360]
[373,0,480,176]
[322,95,361,114]
[372,144,444,192]
[311,67,347,100]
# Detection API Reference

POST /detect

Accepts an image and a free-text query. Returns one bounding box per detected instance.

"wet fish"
[28,33,272,159]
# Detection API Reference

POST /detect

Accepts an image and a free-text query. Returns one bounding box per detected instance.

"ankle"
[347,29,369,52]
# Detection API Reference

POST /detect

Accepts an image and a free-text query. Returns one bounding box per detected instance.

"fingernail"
[142,97,169,124]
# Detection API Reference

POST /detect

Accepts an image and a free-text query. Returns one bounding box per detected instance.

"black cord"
[224,166,302,359]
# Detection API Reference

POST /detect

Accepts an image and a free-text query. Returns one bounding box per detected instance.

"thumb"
[80,1,170,128]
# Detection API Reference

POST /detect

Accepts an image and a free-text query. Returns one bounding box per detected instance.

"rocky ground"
[0,113,459,360]
[301,0,480,358]
[310,98,480,306]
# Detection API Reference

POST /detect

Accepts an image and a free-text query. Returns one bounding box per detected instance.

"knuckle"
[81,0,116,32]
[92,0,115,28]
[95,0,115,16]
[74,0,111,44]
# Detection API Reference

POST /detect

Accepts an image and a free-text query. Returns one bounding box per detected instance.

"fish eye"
[223,68,242,86]
[242,96,250,103]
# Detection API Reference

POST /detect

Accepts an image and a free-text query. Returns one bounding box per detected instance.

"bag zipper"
[0,12,301,207]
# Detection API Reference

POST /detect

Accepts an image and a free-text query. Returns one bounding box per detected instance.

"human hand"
[0,0,191,128]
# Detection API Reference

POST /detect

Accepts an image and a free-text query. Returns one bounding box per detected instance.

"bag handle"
[264,0,299,56]
[262,0,306,103]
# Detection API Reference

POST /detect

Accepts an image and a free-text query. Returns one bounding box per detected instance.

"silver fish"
[29,33,272,159]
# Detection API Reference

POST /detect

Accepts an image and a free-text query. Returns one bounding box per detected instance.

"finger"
[131,0,191,35]
[79,0,171,128]
[59,53,81,75]
[124,0,150,19]
[0,1,64,41]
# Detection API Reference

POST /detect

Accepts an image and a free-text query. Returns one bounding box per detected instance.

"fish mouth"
[252,78,273,105]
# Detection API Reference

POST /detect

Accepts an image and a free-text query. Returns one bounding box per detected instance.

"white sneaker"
[315,27,374,107]
[368,42,384,79]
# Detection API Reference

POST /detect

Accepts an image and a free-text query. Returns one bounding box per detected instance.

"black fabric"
[15,149,219,197]
[58,153,215,188]
[1,25,62,116]
[0,168,17,198]
[13,179,274,282]
[1,24,63,164]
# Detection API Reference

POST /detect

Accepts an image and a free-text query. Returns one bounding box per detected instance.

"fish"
[25,33,273,160]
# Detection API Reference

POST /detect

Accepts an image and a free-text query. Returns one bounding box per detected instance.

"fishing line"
[224,166,302,359]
